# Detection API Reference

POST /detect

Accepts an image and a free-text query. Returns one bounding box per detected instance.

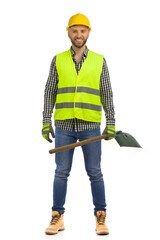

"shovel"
[49,131,142,154]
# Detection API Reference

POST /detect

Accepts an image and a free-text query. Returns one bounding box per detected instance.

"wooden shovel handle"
[49,134,107,154]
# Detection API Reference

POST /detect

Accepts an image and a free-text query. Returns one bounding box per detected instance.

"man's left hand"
[102,126,116,140]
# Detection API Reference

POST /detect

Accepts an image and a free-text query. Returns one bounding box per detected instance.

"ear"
[88,31,90,38]
[68,30,71,39]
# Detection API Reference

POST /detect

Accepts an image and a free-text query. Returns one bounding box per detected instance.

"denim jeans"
[52,126,106,216]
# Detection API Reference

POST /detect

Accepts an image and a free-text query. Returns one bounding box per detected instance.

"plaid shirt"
[42,47,115,132]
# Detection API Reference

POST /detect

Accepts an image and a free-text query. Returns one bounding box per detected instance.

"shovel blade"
[115,131,142,148]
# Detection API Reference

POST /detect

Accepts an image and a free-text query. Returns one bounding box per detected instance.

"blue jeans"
[52,126,106,216]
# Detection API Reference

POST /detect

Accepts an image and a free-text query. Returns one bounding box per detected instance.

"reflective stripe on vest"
[56,102,102,111]
[54,50,104,122]
[57,86,100,96]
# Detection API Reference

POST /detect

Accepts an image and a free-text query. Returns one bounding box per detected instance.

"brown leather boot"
[95,211,109,235]
[45,211,65,235]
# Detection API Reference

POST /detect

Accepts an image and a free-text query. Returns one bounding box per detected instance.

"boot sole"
[45,227,65,235]
[96,230,109,235]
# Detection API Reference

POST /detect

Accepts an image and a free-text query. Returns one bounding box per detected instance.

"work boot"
[95,211,109,235]
[45,211,65,235]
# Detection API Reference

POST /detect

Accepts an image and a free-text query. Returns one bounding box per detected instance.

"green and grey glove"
[42,124,55,143]
[102,126,116,140]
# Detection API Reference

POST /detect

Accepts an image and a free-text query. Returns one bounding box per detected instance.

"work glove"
[102,126,116,140]
[42,124,55,143]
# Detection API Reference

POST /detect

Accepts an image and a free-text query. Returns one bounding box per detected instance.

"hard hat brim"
[66,25,91,31]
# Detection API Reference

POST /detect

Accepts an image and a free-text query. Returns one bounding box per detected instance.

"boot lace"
[97,212,106,225]
[50,215,60,225]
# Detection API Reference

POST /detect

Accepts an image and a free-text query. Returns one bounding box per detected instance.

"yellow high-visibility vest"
[54,49,104,122]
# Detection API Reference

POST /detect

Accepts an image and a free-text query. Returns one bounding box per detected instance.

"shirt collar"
[70,46,89,58]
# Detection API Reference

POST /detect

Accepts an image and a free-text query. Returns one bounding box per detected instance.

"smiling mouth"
[75,39,82,43]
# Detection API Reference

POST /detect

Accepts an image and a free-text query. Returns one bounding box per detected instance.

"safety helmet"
[66,13,91,31]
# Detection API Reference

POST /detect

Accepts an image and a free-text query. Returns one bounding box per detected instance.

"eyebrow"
[71,29,88,33]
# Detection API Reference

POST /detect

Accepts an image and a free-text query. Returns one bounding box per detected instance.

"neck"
[72,45,86,57]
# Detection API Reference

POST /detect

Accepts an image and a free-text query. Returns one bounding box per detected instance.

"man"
[42,13,115,235]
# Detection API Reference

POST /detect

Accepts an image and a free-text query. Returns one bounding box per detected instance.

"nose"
[76,31,82,38]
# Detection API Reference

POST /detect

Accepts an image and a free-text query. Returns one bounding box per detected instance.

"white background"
[0,0,160,240]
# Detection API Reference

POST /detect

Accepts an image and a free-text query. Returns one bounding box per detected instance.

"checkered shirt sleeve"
[42,56,58,125]
[100,58,115,126]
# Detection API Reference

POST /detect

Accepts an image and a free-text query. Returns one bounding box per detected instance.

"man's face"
[68,25,90,49]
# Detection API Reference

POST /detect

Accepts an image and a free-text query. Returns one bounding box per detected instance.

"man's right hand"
[42,124,55,143]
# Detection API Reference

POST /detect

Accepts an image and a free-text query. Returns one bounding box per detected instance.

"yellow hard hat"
[66,13,91,31]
